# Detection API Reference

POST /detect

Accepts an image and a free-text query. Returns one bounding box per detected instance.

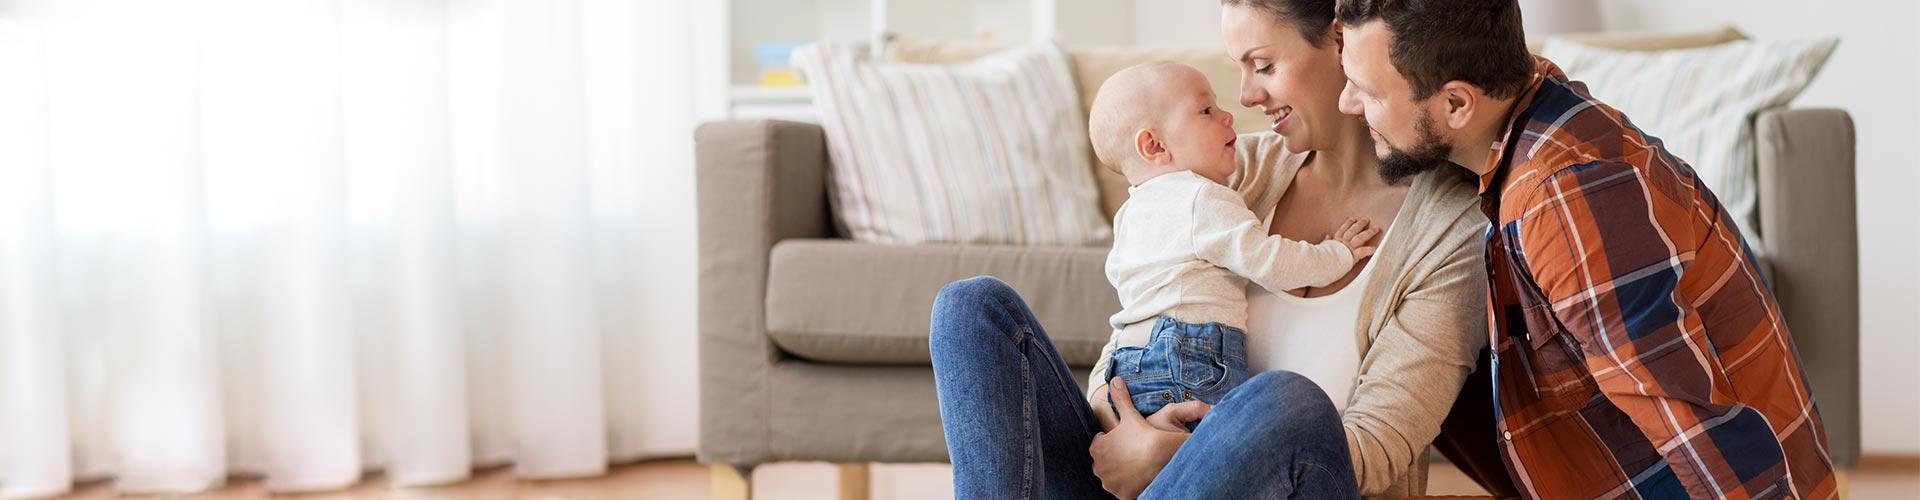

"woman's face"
[1220,5,1351,154]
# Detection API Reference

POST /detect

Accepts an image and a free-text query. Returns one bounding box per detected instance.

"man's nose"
[1337,81,1363,116]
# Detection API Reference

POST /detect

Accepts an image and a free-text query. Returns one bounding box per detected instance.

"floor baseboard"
[1854,454,1920,472]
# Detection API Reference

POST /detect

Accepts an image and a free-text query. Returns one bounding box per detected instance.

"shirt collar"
[1476,55,1561,195]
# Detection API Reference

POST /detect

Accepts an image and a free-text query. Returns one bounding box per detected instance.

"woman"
[929,0,1489,498]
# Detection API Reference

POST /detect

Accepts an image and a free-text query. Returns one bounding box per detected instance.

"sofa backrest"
[883,27,1749,220]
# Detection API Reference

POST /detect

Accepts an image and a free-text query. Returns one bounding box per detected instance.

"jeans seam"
[997,292,1098,434]
[1038,332,1098,432]
[989,282,1100,498]
[1021,337,1037,499]
[994,290,1039,497]
[991,292,1027,346]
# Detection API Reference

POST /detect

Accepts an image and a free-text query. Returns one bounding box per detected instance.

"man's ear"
[1329,22,1346,53]
[1438,81,1481,131]
[1135,128,1171,166]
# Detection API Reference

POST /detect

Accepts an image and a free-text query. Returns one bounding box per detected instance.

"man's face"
[1337,20,1452,183]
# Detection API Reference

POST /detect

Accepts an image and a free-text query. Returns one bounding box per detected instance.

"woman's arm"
[1086,332,1120,426]
[1341,219,1489,495]
[1227,132,1295,210]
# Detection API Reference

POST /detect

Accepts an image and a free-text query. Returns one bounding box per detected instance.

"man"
[1330,0,1838,498]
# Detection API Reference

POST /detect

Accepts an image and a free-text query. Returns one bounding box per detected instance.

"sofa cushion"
[766,239,1117,366]
[792,41,1112,246]
[884,36,1264,221]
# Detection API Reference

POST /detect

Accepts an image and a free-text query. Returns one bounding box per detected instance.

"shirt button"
[1503,430,1513,441]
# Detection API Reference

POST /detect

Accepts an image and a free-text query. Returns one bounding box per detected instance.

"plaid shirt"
[1478,57,1837,499]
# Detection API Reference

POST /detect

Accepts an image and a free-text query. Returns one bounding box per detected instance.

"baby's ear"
[1134,128,1169,166]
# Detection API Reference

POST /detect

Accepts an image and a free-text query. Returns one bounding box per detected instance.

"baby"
[1085,61,1377,424]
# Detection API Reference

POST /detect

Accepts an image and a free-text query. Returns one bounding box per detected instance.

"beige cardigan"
[1086,133,1490,498]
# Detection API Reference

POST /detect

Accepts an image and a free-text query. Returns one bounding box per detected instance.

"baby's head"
[1087,61,1239,186]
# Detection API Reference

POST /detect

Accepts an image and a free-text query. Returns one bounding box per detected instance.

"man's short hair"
[1335,0,1534,100]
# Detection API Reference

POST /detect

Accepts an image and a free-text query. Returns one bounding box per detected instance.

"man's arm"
[1518,162,1786,497]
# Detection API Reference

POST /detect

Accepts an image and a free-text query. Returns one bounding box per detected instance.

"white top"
[1244,226,1392,412]
[1102,170,1355,351]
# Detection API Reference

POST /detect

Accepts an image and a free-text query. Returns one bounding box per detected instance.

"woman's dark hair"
[1221,0,1339,47]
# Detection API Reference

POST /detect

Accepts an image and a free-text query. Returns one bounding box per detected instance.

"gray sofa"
[695,36,1861,497]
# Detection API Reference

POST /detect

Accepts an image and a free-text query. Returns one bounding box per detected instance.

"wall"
[1130,0,1223,48]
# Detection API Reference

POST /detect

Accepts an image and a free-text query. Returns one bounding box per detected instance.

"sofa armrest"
[1753,107,1859,467]
[696,119,835,466]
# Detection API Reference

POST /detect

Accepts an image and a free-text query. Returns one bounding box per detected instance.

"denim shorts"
[1105,316,1249,422]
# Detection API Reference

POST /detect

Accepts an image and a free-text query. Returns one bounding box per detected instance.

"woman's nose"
[1238,79,1262,109]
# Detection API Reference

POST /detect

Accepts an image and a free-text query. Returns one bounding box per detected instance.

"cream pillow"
[885,36,1265,220]
[793,41,1111,246]
[1541,38,1837,245]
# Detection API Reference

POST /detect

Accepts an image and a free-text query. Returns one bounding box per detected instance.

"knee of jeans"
[1234,370,1339,426]
[930,276,1017,346]
[933,275,1014,317]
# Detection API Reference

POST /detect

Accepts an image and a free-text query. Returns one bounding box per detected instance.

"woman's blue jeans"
[929,276,1361,499]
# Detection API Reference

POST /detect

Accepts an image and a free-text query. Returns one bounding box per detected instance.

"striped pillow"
[792,41,1111,246]
[1541,38,1837,246]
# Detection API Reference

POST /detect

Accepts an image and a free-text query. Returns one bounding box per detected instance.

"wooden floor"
[62,457,1919,499]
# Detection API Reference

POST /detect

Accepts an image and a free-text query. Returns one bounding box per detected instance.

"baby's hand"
[1330,218,1381,261]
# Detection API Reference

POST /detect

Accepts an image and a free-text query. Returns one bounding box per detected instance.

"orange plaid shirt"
[1478,57,1837,499]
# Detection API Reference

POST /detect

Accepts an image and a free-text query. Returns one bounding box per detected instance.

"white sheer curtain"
[0,0,701,495]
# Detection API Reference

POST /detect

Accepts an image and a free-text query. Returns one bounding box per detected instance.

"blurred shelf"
[730,85,812,102]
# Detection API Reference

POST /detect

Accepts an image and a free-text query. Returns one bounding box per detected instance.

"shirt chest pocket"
[1517,303,1598,403]
[1490,226,1599,406]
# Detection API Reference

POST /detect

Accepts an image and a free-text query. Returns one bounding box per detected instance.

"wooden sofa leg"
[838,463,871,500]
[711,464,751,500]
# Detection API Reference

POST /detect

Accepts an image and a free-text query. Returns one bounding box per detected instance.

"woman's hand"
[1090,383,1211,432]
[1091,385,1119,431]
[1088,378,1212,499]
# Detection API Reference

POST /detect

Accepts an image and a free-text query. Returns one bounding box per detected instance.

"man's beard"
[1375,111,1452,184]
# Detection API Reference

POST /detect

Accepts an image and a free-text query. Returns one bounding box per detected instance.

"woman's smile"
[1266,106,1295,133]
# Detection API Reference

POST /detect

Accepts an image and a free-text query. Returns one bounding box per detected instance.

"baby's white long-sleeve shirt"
[1102,169,1355,344]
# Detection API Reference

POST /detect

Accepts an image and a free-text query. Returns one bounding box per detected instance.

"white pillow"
[1541,38,1837,246]
[792,41,1111,246]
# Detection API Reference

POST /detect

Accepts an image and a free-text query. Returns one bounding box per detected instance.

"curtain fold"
[0,0,701,495]
[0,13,69,500]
